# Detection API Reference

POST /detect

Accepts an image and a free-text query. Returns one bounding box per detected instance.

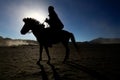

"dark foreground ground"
[0,43,120,80]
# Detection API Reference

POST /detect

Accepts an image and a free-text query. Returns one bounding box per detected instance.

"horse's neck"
[32,27,43,40]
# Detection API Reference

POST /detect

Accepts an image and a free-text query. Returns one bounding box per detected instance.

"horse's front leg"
[44,46,51,63]
[37,44,43,64]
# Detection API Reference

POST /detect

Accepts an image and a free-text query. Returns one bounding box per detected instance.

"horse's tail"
[70,33,79,52]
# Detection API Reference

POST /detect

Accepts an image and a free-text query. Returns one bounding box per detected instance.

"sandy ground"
[0,43,120,80]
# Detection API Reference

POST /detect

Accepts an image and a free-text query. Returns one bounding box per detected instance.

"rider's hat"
[48,6,54,10]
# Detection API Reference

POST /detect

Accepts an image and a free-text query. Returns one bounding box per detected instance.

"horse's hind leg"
[62,42,70,63]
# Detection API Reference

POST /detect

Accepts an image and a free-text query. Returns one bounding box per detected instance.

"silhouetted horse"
[20,18,78,63]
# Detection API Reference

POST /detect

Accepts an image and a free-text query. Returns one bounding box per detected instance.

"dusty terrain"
[0,43,120,80]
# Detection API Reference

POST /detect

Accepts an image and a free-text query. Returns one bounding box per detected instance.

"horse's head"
[21,18,31,34]
[20,18,44,35]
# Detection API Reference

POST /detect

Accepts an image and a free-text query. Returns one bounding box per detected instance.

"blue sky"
[0,0,120,42]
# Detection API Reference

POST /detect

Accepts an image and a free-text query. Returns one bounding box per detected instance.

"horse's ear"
[23,18,26,22]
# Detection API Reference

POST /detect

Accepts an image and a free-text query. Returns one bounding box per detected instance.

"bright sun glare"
[23,10,47,23]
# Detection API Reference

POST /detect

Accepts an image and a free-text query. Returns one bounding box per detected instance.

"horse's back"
[40,28,72,44]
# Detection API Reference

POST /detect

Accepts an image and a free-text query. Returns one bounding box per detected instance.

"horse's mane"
[23,18,40,25]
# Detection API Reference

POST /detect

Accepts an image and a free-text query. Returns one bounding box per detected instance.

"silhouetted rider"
[45,6,64,31]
